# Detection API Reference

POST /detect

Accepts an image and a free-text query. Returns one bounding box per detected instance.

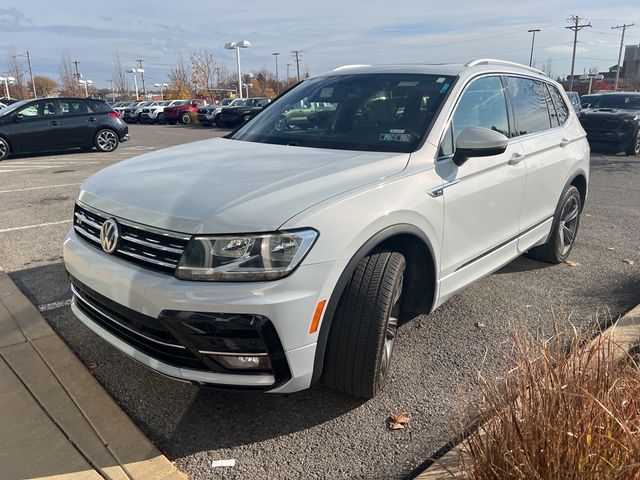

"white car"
[64,59,589,398]
[139,100,186,124]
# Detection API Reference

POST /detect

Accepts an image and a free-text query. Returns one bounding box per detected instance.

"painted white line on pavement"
[0,183,81,194]
[38,298,72,312]
[0,220,71,234]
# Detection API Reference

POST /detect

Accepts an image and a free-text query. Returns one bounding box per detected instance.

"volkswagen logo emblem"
[100,218,120,254]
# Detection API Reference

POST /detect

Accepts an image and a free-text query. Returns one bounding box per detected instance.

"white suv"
[64,59,589,398]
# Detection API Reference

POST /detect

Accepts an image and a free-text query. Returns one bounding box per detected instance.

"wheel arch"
[311,224,437,385]
[567,169,588,209]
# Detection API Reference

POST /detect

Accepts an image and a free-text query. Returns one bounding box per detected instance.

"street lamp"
[154,82,168,101]
[129,68,144,100]
[272,52,280,95]
[0,76,16,100]
[242,82,253,98]
[527,29,541,67]
[224,40,251,98]
[78,79,93,97]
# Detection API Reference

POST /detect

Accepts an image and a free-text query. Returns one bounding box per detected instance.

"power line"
[611,23,634,91]
[566,15,592,91]
[291,50,303,82]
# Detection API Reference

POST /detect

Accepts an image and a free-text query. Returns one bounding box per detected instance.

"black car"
[578,93,640,155]
[215,97,271,128]
[0,97,129,161]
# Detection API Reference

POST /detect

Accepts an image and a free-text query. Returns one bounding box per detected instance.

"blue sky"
[1,1,639,88]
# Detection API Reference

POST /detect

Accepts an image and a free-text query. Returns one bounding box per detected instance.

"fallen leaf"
[87,362,97,370]
[524,304,532,308]
[415,322,423,329]
[622,259,635,266]
[585,214,592,218]
[388,412,411,430]
[565,260,580,267]
[607,247,615,251]
[475,321,486,329]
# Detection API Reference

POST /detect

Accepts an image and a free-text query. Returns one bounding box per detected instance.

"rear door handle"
[88,117,96,122]
[507,153,525,165]
[559,137,570,148]
[49,120,59,126]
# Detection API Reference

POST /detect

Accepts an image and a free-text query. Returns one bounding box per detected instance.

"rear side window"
[547,85,569,126]
[60,101,89,115]
[506,77,552,135]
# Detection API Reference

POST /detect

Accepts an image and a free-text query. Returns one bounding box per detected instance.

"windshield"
[590,95,640,110]
[231,73,455,153]
[0,99,30,116]
[220,98,233,105]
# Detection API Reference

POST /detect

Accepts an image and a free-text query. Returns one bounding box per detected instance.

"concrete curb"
[415,303,640,480]
[0,266,187,480]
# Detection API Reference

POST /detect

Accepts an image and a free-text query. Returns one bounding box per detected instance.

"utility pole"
[272,52,280,95]
[291,50,303,82]
[527,29,540,67]
[566,15,591,91]
[612,23,634,91]
[136,59,146,96]
[73,60,81,80]
[285,64,292,85]
[13,50,37,98]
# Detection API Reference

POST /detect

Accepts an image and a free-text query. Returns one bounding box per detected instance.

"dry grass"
[458,328,640,479]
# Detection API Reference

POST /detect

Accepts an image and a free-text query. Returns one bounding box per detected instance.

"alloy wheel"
[0,139,8,160]
[558,195,579,255]
[97,130,118,151]
[379,273,403,385]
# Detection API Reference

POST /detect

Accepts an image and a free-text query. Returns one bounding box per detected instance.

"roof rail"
[332,64,371,71]
[465,59,548,77]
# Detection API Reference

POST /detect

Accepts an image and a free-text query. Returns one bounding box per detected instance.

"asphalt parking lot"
[1,124,639,479]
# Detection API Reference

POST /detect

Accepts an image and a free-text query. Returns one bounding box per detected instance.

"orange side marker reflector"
[309,300,327,334]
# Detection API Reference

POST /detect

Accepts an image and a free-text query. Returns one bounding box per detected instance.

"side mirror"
[453,127,509,166]
[13,113,24,122]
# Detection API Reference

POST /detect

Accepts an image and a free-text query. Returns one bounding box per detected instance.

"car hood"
[79,138,409,234]
[581,108,640,119]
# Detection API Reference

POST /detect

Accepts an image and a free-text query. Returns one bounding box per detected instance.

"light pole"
[13,50,37,98]
[106,79,115,102]
[0,76,16,99]
[272,52,280,95]
[155,82,168,101]
[527,29,540,67]
[78,79,93,97]
[224,40,251,98]
[129,68,144,99]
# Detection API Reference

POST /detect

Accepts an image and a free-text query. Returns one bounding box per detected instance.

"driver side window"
[439,76,509,157]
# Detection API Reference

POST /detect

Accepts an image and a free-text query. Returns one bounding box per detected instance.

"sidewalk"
[0,267,187,480]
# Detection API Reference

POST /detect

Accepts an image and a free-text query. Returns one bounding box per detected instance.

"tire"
[526,185,581,263]
[157,113,165,124]
[274,117,287,131]
[0,137,10,161]
[94,129,119,153]
[180,112,191,125]
[323,250,406,398]
[625,130,640,156]
[167,119,177,125]
[213,113,221,127]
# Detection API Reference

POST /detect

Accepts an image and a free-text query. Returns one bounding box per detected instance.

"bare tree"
[191,49,216,99]
[6,46,27,99]
[166,55,192,99]
[540,58,553,78]
[58,51,82,97]
[112,54,130,100]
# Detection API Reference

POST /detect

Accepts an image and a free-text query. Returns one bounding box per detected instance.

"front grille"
[73,202,190,275]
[197,108,208,114]
[580,117,622,130]
[141,108,150,113]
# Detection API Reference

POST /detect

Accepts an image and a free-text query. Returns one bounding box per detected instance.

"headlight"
[622,116,639,124]
[175,229,318,281]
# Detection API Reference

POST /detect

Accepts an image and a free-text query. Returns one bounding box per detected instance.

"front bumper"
[63,228,338,392]
[119,133,130,143]
[584,127,635,148]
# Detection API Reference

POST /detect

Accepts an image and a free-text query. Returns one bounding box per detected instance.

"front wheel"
[526,185,582,263]
[323,251,406,398]
[625,130,640,156]
[156,113,165,124]
[0,137,10,161]
[94,129,119,152]
[180,112,192,124]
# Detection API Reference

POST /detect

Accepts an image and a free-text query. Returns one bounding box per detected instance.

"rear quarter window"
[506,77,553,136]
[547,85,570,126]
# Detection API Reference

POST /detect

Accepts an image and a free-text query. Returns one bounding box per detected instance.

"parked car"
[122,101,157,123]
[164,99,208,125]
[139,100,186,124]
[63,59,588,398]
[580,94,601,108]
[215,97,271,128]
[578,92,640,155]
[1,99,19,109]
[0,97,128,160]
[196,98,242,126]
[565,91,581,112]
[113,101,137,115]
[274,101,337,130]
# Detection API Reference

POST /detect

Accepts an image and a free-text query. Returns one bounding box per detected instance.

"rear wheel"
[156,113,165,124]
[625,130,640,156]
[0,137,10,161]
[94,129,119,152]
[180,112,192,124]
[526,185,581,263]
[323,250,405,398]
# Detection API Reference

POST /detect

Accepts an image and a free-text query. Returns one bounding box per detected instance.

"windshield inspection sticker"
[440,83,450,94]
[380,133,412,142]
[319,87,334,98]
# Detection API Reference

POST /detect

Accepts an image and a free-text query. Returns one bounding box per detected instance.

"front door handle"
[88,117,97,122]
[49,120,59,126]
[507,153,525,166]
[559,137,570,148]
